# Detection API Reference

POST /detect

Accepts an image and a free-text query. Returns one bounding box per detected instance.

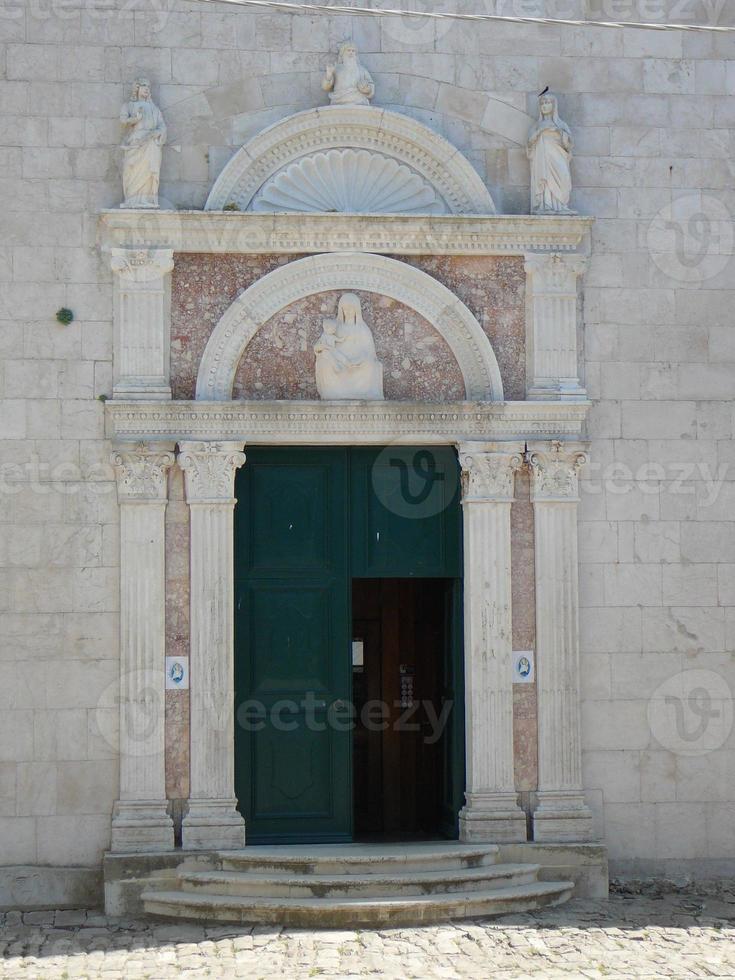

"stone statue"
[321,41,375,106]
[120,78,166,209]
[527,90,575,215]
[314,293,384,400]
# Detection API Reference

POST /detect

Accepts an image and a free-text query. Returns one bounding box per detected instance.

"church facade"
[1,0,734,912]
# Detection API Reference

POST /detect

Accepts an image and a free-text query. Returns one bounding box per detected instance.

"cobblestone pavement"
[1,894,735,978]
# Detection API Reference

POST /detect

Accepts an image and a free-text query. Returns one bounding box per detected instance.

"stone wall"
[1,0,734,894]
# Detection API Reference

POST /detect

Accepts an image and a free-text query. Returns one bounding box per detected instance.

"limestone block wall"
[1,0,734,890]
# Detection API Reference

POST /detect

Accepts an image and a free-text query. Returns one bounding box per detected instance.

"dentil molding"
[98,210,592,256]
[106,400,589,444]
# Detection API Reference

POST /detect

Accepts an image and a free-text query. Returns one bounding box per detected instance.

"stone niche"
[170,253,526,401]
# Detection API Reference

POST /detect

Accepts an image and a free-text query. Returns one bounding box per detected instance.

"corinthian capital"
[111,442,175,501]
[110,247,174,282]
[524,252,587,291]
[178,442,246,503]
[527,441,588,502]
[458,443,524,503]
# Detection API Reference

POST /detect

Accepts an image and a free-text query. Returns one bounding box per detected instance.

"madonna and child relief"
[314,294,385,400]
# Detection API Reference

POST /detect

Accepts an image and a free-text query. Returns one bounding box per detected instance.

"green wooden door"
[234,448,351,842]
[234,446,464,843]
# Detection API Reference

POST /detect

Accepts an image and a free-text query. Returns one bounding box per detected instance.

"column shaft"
[529,443,594,842]
[111,444,175,852]
[458,445,527,843]
[180,442,246,850]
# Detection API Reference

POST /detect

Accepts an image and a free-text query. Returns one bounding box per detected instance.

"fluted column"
[110,247,174,400]
[528,441,594,842]
[458,443,527,843]
[110,442,175,852]
[179,441,246,850]
[524,253,587,400]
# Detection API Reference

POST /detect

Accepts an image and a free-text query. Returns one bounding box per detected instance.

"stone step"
[217,842,499,876]
[177,862,540,899]
[142,879,574,927]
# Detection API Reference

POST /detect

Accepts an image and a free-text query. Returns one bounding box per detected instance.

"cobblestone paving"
[1,894,735,978]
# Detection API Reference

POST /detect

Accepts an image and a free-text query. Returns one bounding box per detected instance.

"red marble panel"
[396,255,527,401]
[170,253,526,400]
[165,465,190,801]
[512,469,538,794]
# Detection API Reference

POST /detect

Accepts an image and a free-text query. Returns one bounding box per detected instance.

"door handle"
[332,699,348,710]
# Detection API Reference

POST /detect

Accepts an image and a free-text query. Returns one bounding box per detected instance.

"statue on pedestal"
[321,42,375,106]
[120,78,166,209]
[527,90,575,215]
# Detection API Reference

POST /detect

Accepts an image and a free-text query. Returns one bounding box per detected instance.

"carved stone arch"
[204,106,496,215]
[195,253,504,402]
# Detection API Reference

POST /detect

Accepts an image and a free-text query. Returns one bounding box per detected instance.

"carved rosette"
[110,247,174,282]
[527,442,588,502]
[459,447,523,503]
[111,443,175,502]
[179,442,246,504]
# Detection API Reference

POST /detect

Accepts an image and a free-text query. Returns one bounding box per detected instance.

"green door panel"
[351,447,461,578]
[235,448,351,843]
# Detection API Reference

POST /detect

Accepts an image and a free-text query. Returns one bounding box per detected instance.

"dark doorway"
[352,577,459,840]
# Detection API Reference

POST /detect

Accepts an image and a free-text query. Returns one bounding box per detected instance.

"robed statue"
[527,90,575,215]
[120,78,166,209]
[321,41,375,106]
[314,294,384,400]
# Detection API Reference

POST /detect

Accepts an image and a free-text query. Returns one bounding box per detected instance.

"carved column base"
[459,793,527,843]
[182,799,246,850]
[110,800,174,853]
[532,791,594,843]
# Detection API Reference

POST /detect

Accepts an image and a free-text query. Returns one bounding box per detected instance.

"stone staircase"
[142,843,574,926]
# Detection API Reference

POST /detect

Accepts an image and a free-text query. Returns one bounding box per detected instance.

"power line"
[195,0,735,34]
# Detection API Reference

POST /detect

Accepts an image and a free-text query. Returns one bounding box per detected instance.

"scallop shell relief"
[252,148,446,214]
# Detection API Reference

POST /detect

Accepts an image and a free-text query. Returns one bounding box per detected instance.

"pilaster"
[457,443,528,843]
[528,441,594,843]
[179,441,246,850]
[110,442,175,852]
[110,247,174,401]
[524,253,587,401]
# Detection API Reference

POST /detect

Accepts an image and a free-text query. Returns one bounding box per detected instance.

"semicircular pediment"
[205,106,495,215]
